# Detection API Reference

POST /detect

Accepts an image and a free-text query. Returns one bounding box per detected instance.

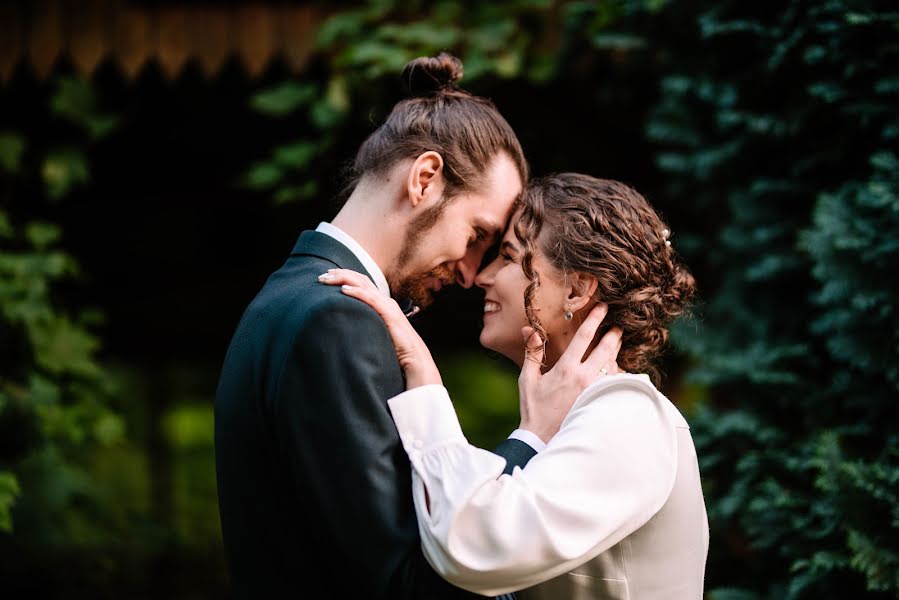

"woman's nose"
[475,259,498,289]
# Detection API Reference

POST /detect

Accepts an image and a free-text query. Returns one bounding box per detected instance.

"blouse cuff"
[388,385,467,457]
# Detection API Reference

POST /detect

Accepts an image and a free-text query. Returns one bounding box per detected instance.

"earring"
[564,305,573,321]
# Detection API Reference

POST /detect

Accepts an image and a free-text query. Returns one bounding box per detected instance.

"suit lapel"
[291,230,377,287]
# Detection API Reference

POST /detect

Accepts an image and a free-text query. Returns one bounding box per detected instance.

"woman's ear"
[567,272,599,313]
[405,151,445,208]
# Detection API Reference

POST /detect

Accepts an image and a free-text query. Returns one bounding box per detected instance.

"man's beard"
[390,264,455,310]
[389,199,455,309]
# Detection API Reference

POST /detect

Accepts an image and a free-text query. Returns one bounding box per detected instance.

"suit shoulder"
[298,288,388,334]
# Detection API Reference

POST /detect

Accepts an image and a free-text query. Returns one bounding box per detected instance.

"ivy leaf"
[273,181,319,205]
[50,76,118,139]
[42,148,90,200]
[0,471,20,532]
[0,209,13,239]
[92,412,125,446]
[32,315,102,378]
[25,222,62,250]
[250,82,318,117]
[274,141,318,170]
[591,32,647,50]
[245,162,283,189]
[315,11,367,48]
[0,131,25,173]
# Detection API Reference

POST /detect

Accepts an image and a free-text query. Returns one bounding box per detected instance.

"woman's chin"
[479,332,524,366]
[478,330,496,353]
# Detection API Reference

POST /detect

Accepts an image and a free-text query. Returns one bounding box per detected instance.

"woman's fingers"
[318,269,403,323]
[518,326,544,380]
[318,268,376,290]
[584,326,624,374]
[559,303,608,367]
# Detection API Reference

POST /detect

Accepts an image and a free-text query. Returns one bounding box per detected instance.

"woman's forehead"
[500,208,526,245]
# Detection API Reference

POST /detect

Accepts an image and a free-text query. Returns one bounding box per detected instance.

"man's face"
[390,152,523,308]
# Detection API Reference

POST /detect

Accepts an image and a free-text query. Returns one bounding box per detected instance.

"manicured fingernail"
[341,285,354,290]
[318,273,334,281]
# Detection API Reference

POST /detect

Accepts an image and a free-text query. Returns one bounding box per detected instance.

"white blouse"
[388,373,709,599]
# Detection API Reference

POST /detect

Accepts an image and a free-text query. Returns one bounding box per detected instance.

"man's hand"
[518,303,623,445]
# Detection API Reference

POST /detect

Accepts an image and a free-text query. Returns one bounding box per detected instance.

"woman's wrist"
[518,420,556,445]
[405,365,443,389]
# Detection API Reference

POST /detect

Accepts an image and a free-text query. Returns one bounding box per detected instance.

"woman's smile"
[483,300,501,314]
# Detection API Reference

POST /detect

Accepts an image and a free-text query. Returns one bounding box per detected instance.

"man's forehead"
[474,214,504,236]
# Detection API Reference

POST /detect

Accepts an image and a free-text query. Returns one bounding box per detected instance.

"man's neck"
[331,194,402,281]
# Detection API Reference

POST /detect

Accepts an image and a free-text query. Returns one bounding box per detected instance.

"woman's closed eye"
[498,240,519,263]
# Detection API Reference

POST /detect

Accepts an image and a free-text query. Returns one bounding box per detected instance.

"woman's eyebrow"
[501,240,518,253]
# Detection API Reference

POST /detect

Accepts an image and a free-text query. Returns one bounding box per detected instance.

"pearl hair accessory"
[662,228,672,247]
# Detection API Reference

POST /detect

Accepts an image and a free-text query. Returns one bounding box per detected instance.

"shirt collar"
[315,222,391,298]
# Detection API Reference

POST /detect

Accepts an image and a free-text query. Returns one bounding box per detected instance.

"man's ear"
[568,272,599,313]
[406,151,445,208]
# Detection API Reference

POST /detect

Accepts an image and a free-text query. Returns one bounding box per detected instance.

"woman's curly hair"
[514,173,696,385]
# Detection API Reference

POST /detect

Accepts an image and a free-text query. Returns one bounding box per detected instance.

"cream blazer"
[388,374,709,600]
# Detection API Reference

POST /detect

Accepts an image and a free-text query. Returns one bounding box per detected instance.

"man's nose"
[455,253,481,289]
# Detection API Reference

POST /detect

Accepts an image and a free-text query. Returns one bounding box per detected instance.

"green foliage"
[163,404,215,450]
[646,1,899,597]
[0,132,25,173]
[439,353,520,449]
[50,76,119,140]
[42,148,90,201]
[246,0,656,202]
[0,76,122,538]
[0,471,20,532]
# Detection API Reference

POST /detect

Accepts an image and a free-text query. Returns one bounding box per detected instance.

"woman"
[321,174,709,599]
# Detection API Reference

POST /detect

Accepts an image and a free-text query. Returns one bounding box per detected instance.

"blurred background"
[1,0,897,598]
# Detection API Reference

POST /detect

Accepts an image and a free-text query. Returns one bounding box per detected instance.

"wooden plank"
[69,0,111,76]
[113,5,154,80]
[190,7,230,79]
[27,0,65,79]
[278,5,319,73]
[16,1,322,81]
[157,6,190,80]
[235,4,275,78]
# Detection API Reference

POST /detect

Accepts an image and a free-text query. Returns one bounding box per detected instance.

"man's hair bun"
[401,52,464,96]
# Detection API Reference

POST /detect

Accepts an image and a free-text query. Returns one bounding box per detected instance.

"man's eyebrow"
[477,219,503,242]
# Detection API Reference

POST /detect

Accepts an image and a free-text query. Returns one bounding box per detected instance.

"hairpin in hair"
[662,228,672,247]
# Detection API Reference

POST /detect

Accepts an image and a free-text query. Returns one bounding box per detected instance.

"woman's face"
[475,214,572,367]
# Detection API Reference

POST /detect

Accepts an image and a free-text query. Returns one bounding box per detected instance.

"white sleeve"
[387,376,679,596]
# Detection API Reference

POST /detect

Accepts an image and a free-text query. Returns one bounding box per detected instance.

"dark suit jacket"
[215,231,535,599]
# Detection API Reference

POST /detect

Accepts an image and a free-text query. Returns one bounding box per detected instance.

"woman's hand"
[318,269,441,389]
[518,303,623,445]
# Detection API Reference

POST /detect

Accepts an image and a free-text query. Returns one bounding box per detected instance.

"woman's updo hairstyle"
[348,52,528,201]
[515,174,696,385]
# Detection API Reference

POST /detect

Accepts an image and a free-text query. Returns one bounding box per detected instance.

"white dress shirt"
[388,373,709,599]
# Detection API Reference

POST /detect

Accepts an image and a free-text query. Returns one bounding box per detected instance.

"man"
[214,54,537,598]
